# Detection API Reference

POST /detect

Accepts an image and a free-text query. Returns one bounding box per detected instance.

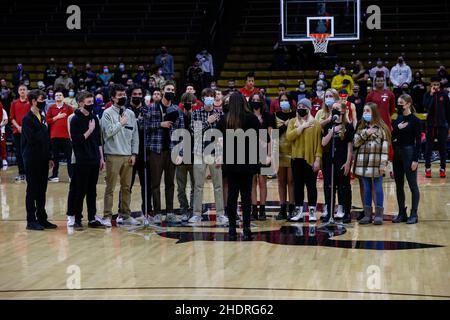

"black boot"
[276,203,288,220]
[356,210,365,221]
[287,204,295,220]
[243,227,253,241]
[406,209,418,224]
[251,205,258,221]
[258,205,266,221]
[392,207,408,223]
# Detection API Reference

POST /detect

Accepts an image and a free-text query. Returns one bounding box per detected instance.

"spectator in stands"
[369,58,390,88]
[101,84,140,227]
[54,68,74,91]
[311,80,325,118]
[390,56,412,99]
[148,76,159,96]
[239,72,259,100]
[352,60,370,98]
[249,92,274,221]
[190,88,226,225]
[410,71,427,113]
[99,66,112,87]
[44,57,59,88]
[64,87,79,109]
[140,75,150,92]
[44,89,55,113]
[186,60,203,94]
[348,83,365,121]
[291,79,311,104]
[37,81,46,92]
[274,93,296,220]
[1,79,13,113]
[312,71,331,91]
[12,64,30,90]
[10,84,30,182]
[210,81,218,91]
[423,76,450,179]
[258,88,272,113]
[437,65,449,88]
[155,46,174,80]
[177,92,196,222]
[286,98,322,222]
[67,61,79,86]
[93,93,105,119]
[0,102,7,170]
[196,49,214,89]
[147,80,184,224]
[46,90,74,182]
[134,65,148,84]
[180,84,203,111]
[332,66,354,95]
[82,63,96,91]
[213,89,224,112]
[21,89,57,231]
[339,89,357,128]
[272,42,287,71]
[113,62,130,85]
[270,83,290,114]
[78,78,88,92]
[226,79,237,95]
[150,66,165,89]
[366,76,396,131]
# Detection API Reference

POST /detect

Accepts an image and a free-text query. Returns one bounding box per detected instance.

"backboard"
[280,0,361,42]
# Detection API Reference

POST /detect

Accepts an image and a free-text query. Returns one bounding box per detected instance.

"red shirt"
[311,98,322,117]
[10,98,31,135]
[239,87,259,99]
[366,89,396,129]
[0,102,3,123]
[45,103,73,139]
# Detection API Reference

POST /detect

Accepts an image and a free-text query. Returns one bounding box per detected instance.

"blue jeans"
[362,177,384,208]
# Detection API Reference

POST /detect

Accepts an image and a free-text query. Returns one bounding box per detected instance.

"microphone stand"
[317,116,353,233]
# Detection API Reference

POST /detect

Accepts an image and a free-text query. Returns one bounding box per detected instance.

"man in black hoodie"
[423,76,450,178]
[67,91,106,228]
[21,90,56,231]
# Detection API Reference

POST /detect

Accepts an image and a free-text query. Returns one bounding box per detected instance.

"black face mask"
[84,103,94,113]
[131,97,142,105]
[398,59,404,64]
[331,108,341,117]
[397,105,404,115]
[297,108,308,117]
[184,102,192,111]
[250,101,262,110]
[228,86,235,90]
[164,92,175,101]
[37,101,46,110]
[117,96,127,106]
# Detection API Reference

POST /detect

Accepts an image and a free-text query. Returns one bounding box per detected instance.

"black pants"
[393,146,420,213]
[424,126,448,169]
[323,158,352,216]
[25,160,49,223]
[68,163,99,222]
[51,138,73,178]
[13,134,25,175]
[131,157,153,213]
[291,158,318,207]
[227,172,253,233]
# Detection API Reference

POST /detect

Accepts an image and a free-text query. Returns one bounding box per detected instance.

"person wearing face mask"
[390,56,412,99]
[54,68,74,91]
[391,94,421,224]
[352,60,369,98]
[196,49,214,89]
[270,83,296,114]
[338,89,357,129]
[21,90,56,231]
[93,93,105,119]
[63,88,79,109]
[410,71,426,113]
[45,90,74,182]
[150,66,165,89]
[155,46,174,80]
[321,102,354,223]
[437,65,449,88]
[100,84,140,227]
[353,103,391,225]
[12,63,30,90]
[67,61,79,86]
[133,65,148,84]
[332,67,354,96]
[311,80,326,117]
[274,94,296,220]
[99,66,112,88]
[147,81,185,224]
[44,89,55,113]
[292,80,311,104]
[312,71,331,91]
[67,91,106,229]
[44,58,58,88]
[189,88,227,226]
[113,63,129,85]
[369,58,390,87]
[248,92,274,221]
[82,63,96,89]
[186,60,203,94]
[315,88,339,129]
[286,98,322,222]
[347,84,365,121]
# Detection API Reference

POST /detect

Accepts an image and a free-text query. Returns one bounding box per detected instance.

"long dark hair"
[225,92,251,129]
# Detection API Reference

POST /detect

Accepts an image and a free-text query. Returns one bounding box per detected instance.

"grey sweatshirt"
[100,104,139,156]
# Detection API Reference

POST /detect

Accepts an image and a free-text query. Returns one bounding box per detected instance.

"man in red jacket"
[45,90,74,182]
[239,72,259,100]
[9,84,30,182]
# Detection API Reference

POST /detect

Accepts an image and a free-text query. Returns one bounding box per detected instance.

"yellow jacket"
[286,118,322,167]
[331,75,354,95]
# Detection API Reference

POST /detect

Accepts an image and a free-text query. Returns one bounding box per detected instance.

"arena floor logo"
[126,202,443,251]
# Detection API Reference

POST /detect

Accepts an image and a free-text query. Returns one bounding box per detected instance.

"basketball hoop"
[309,33,330,53]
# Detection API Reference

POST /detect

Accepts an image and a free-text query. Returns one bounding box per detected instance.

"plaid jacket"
[353,125,389,178]
[190,108,223,157]
[145,102,184,154]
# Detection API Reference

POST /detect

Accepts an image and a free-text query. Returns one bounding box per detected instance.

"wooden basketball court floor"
[0,164,449,300]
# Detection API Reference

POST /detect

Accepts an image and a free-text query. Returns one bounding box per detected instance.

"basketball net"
[310,33,330,53]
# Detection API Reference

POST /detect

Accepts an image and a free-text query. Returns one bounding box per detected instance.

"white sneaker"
[335,205,345,218]
[119,216,141,226]
[2,160,7,171]
[102,217,112,227]
[188,214,202,225]
[216,214,229,225]
[289,207,304,222]
[321,204,328,219]
[309,207,317,222]
[48,176,59,183]
[67,215,75,227]
[153,214,162,224]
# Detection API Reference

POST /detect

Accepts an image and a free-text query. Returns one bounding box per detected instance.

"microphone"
[332,114,339,122]
[119,107,124,116]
